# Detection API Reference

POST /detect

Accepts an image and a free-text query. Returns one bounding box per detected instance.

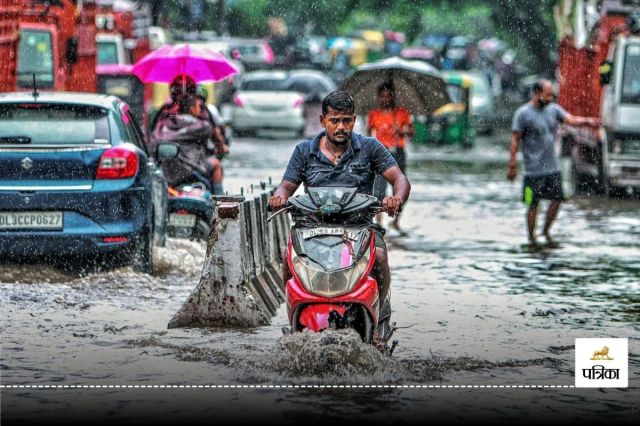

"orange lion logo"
[590,346,613,360]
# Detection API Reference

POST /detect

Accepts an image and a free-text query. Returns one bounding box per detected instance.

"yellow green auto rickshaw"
[413,73,475,148]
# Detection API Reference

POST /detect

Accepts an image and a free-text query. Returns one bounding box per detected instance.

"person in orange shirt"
[367,81,414,231]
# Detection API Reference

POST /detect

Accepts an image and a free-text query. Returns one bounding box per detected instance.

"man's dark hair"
[377,81,395,94]
[322,90,355,115]
[532,79,547,94]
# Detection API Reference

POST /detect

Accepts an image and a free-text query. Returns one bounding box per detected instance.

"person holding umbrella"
[367,81,414,231]
[341,57,449,231]
[150,75,222,192]
[132,43,238,195]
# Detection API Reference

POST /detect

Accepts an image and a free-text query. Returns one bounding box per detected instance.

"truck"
[95,0,153,129]
[556,0,640,196]
[95,0,152,66]
[0,0,97,93]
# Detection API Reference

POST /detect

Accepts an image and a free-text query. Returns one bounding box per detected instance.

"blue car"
[0,92,168,273]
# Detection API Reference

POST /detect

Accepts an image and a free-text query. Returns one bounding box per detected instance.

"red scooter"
[270,187,397,350]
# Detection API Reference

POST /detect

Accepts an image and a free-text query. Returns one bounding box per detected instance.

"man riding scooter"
[269,91,411,344]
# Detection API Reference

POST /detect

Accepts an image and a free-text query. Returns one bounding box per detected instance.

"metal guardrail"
[169,181,289,328]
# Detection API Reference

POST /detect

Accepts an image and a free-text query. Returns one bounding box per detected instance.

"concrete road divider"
[169,184,290,328]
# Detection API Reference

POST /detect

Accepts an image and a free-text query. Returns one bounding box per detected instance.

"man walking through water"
[508,79,599,248]
[269,91,411,332]
[367,81,414,232]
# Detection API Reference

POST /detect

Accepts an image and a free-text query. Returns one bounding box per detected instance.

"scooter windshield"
[296,228,368,272]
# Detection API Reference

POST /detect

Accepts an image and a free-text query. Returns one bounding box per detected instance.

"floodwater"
[1,133,638,423]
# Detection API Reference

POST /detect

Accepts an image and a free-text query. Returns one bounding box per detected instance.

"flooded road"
[2,133,638,423]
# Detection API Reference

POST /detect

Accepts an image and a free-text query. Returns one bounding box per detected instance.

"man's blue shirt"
[283,131,398,195]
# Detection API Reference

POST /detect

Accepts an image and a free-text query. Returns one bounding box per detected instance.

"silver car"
[231,70,336,137]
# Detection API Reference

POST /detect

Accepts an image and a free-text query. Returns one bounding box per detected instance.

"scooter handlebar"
[266,204,292,222]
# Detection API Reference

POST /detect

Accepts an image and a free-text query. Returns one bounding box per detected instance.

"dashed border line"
[0,384,576,389]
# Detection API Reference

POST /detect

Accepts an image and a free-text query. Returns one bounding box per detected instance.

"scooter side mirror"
[157,143,179,160]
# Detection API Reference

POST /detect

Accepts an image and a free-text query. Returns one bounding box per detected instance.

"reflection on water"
[1,136,638,421]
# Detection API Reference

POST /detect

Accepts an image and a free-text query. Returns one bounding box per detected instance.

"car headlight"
[291,246,371,298]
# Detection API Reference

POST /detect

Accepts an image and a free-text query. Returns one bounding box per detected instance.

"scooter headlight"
[292,246,371,298]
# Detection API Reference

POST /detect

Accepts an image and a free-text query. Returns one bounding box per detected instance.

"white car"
[231,71,308,137]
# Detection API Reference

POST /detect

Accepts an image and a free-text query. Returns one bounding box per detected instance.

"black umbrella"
[340,56,451,116]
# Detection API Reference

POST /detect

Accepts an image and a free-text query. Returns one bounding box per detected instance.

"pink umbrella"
[132,43,238,84]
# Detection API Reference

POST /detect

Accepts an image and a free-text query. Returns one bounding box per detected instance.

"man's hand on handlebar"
[269,194,289,211]
[382,195,403,217]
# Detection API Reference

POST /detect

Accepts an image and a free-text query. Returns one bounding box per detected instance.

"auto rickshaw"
[327,37,368,67]
[413,73,474,148]
[348,30,385,62]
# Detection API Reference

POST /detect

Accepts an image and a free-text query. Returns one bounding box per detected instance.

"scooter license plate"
[169,213,196,228]
[301,227,359,240]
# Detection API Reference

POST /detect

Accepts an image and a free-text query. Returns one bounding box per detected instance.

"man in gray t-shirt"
[508,79,599,248]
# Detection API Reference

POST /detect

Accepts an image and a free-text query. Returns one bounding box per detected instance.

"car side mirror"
[599,61,613,86]
[157,143,179,160]
[66,37,78,64]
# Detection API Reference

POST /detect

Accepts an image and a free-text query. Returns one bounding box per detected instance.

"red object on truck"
[556,0,640,195]
[0,0,97,93]
[557,12,628,118]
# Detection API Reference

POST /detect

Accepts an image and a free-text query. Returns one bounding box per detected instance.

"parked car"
[231,70,335,136]
[228,38,274,71]
[0,92,167,273]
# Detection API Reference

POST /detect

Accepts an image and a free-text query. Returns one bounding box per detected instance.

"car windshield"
[17,29,54,89]
[97,41,119,65]
[235,43,264,59]
[0,104,110,145]
[240,78,286,91]
[621,44,640,104]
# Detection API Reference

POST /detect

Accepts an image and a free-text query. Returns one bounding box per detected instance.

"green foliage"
[225,0,271,36]
[487,0,558,73]
[148,0,558,73]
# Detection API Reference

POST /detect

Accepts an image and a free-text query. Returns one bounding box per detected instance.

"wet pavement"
[1,132,638,423]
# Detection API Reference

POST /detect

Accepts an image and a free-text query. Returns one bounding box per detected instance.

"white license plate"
[169,213,196,228]
[0,211,63,230]
[301,227,360,240]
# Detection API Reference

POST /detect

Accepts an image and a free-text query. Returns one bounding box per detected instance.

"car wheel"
[132,228,154,274]
[154,210,167,248]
